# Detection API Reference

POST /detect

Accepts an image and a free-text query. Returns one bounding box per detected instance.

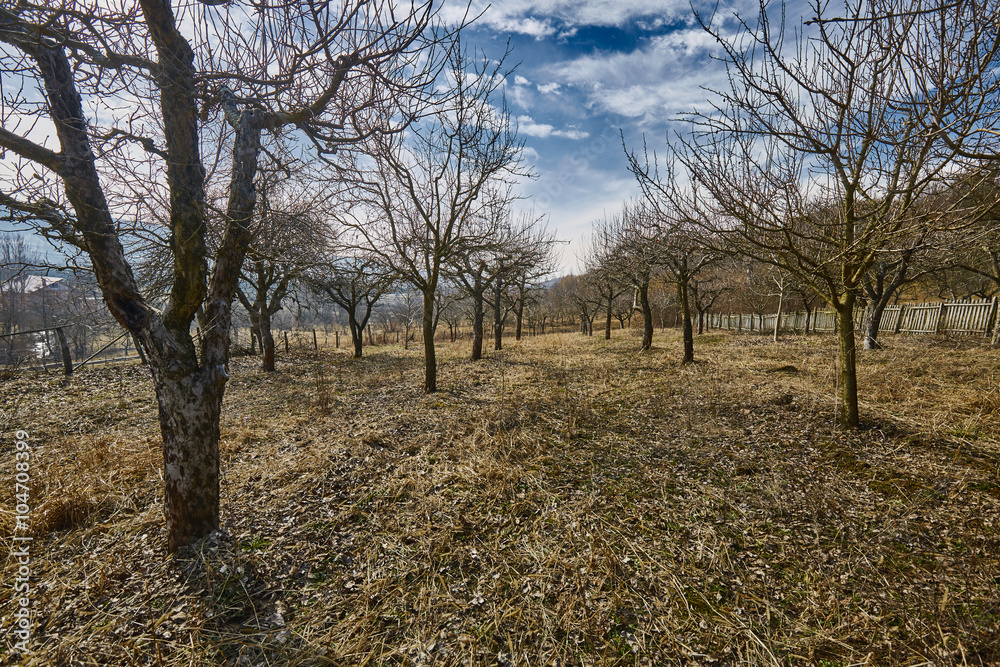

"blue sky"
[6,0,796,276]
[447,0,761,273]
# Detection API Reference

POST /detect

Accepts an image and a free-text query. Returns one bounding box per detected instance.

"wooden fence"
[708,297,999,339]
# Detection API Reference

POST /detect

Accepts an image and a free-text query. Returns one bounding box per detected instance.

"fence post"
[935,302,945,333]
[335,330,339,348]
[985,297,998,339]
[284,331,290,352]
[893,305,905,334]
[313,329,318,350]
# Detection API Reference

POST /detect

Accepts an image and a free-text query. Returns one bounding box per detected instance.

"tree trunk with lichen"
[638,282,653,350]
[835,295,860,428]
[422,288,437,392]
[679,279,694,363]
[14,15,265,552]
[471,290,485,361]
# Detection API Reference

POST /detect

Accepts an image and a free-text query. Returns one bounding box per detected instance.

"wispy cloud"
[545,27,733,122]
[445,0,698,36]
[517,115,590,140]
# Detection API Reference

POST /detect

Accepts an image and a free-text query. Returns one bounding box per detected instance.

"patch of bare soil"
[1,330,998,666]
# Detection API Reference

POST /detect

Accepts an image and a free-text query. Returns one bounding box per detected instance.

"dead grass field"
[1,329,998,666]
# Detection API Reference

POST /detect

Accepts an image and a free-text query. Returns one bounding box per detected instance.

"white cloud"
[517,115,590,140]
[521,146,541,163]
[444,0,698,36]
[514,75,531,86]
[505,16,558,38]
[537,82,561,95]
[556,129,590,140]
[507,83,535,111]
[545,27,733,121]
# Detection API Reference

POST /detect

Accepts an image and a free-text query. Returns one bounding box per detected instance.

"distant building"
[10,274,70,296]
[1,276,73,361]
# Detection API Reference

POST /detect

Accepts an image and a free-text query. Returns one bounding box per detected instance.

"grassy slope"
[1,329,998,666]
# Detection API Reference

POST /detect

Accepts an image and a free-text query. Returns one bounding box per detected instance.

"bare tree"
[448,193,510,361]
[654,218,717,362]
[235,175,330,371]
[688,261,731,335]
[343,44,527,392]
[562,274,602,336]
[391,287,423,350]
[582,223,628,341]
[508,218,556,342]
[439,285,468,342]
[629,0,1000,426]
[859,233,940,349]
[541,277,578,331]
[607,201,665,351]
[310,252,395,358]
[0,0,448,550]
[611,290,636,331]
[488,212,553,351]
[0,235,39,337]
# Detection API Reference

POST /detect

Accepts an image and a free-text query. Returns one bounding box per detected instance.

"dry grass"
[1,329,999,666]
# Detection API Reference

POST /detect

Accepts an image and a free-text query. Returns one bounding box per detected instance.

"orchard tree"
[448,192,510,361]
[652,214,716,363]
[582,224,628,341]
[310,252,395,358]
[629,0,1000,426]
[0,0,449,551]
[608,201,665,351]
[344,44,527,392]
[236,174,331,371]
[688,261,731,335]
[488,212,553,351]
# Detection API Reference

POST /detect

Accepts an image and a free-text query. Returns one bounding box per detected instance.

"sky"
[447,0,764,274]
[3,0,811,276]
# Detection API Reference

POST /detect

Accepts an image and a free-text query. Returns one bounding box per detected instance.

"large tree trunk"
[835,297,860,427]
[18,10,264,554]
[422,289,437,393]
[471,291,484,361]
[863,302,886,351]
[349,312,364,358]
[679,280,694,363]
[260,309,275,372]
[149,355,223,553]
[639,282,653,350]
